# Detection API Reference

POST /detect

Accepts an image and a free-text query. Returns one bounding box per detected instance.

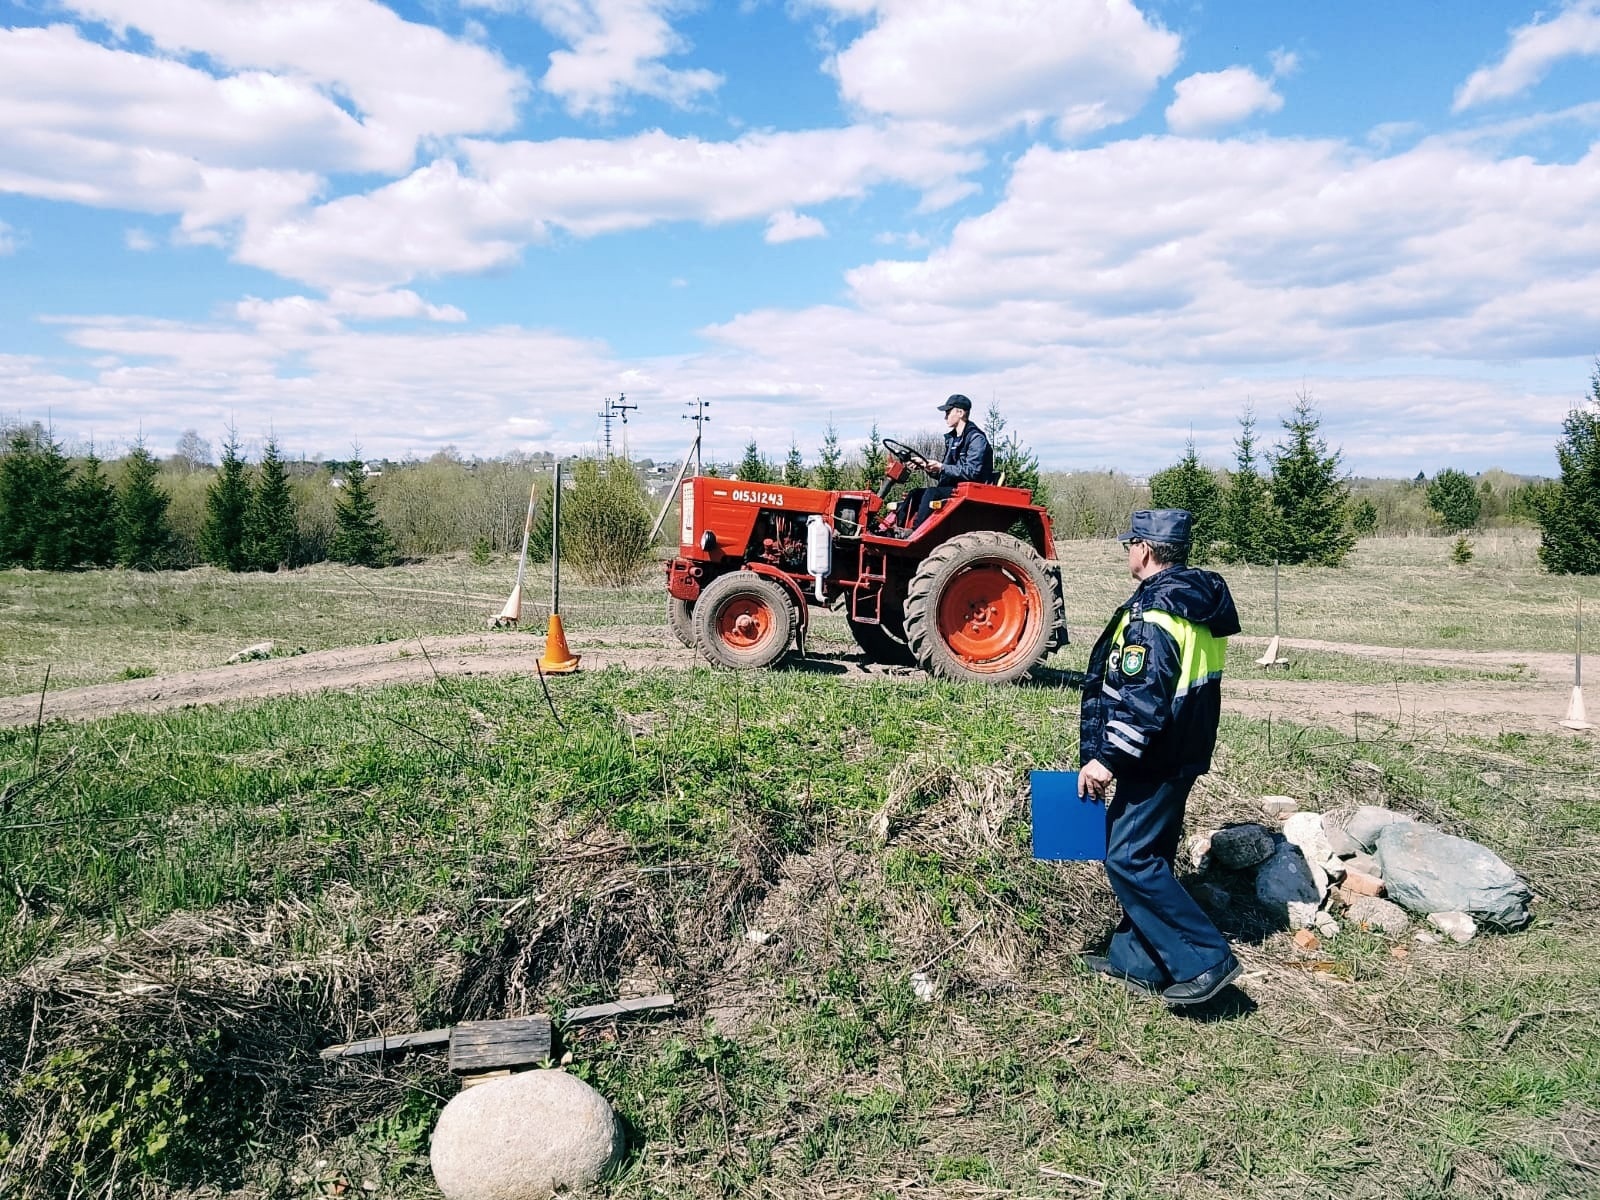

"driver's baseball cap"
[1118,509,1193,546]
[938,394,972,413]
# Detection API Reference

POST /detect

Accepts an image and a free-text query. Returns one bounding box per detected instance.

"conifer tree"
[246,437,297,570]
[737,440,775,483]
[1221,407,1275,563]
[1537,363,1600,574]
[201,431,252,571]
[0,429,76,569]
[331,459,396,567]
[858,424,887,492]
[983,401,1051,510]
[116,443,178,570]
[1269,395,1356,567]
[782,440,808,487]
[1149,437,1223,564]
[0,432,39,568]
[815,422,844,490]
[68,451,119,567]
[1426,468,1482,533]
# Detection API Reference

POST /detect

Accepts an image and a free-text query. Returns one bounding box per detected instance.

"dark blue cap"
[938,394,972,413]
[1118,509,1192,546]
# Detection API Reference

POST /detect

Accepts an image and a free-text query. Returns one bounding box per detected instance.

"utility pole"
[598,394,639,458]
[683,397,710,475]
[649,398,713,545]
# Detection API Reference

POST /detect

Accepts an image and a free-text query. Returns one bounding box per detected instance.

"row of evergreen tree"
[0,433,174,570]
[1149,374,1600,573]
[0,429,397,572]
[1148,398,1356,567]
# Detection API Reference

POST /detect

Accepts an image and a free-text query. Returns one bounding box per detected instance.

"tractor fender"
[741,563,811,653]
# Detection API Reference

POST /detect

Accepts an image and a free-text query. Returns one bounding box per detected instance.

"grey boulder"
[1211,823,1276,870]
[431,1069,623,1200]
[1374,824,1532,929]
[1344,805,1416,852]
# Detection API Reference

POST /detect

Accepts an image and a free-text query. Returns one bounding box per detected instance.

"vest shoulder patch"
[1120,644,1148,677]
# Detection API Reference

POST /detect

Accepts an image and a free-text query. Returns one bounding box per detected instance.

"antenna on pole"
[598,394,639,458]
[683,397,710,475]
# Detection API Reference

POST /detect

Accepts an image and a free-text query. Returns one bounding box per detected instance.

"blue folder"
[1030,771,1107,861]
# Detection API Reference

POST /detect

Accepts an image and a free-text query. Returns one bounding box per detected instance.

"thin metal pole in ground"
[539,460,580,673]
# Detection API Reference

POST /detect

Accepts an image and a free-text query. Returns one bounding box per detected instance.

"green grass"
[3,668,1597,1198]
[3,529,1595,698]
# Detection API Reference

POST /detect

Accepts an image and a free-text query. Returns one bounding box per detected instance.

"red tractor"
[665,438,1068,683]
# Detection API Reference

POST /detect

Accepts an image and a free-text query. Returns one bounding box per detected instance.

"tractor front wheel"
[903,531,1053,683]
[668,596,696,649]
[692,572,797,670]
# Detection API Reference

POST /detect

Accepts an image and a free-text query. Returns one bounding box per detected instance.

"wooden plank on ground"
[561,994,675,1025]
[319,1027,450,1061]
[448,1016,554,1074]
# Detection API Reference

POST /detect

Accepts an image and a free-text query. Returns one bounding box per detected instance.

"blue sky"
[1,0,1598,474]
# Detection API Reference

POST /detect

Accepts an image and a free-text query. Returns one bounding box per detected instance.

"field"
[2,531,1599,1199]
[2,532,1595,699]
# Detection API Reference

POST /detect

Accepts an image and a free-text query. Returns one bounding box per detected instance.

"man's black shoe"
[1161,957,1242,1007]
[1080,955,1161,997]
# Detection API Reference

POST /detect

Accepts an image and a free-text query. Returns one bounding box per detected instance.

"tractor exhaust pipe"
[806,515,832,602]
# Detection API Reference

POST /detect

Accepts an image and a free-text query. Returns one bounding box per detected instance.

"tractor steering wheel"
[882,438,935,474]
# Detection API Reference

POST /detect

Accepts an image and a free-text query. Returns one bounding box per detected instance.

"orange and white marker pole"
[540,461,580,674]
[1561,596,1591,731]
[490,480,537,628]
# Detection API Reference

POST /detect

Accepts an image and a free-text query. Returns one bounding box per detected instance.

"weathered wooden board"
[561,994,675,1025]
[319,993,675,1063]
[319,1028,450,1061]
[448,1016,554,1074]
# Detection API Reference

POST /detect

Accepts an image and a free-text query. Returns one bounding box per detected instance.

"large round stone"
[431,1070,623,1200]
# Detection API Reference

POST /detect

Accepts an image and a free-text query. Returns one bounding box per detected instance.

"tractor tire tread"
[903,531,1053,684]
[692,571,798,670]
[668,596,696,649]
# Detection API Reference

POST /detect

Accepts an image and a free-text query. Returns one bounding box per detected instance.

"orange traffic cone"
[539,613,581,674]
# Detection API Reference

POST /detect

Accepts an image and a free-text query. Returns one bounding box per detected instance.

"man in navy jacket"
[1078,509,1243,1007]
[908,394,996,526]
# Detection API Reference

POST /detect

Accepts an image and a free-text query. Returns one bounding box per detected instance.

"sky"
[1,0,1599,475]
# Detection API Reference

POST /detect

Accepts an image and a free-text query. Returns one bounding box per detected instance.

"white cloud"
[764,210,827,242]
[1455,1,1600,111]
[835,135,1600,365]
[819,0,1180,140]
[494,0,724,117]
[237,126,979,287]
[0,220,14,255]
[234,290,468,332]
[63,0,526,149]
[124,228,156,252]
[1166,66,1284,134]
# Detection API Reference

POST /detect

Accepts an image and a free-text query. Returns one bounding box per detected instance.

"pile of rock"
[1190,798,1533,944]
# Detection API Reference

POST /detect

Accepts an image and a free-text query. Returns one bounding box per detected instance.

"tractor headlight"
[701,530,717,552]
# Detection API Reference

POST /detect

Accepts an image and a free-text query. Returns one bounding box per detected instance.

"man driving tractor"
[900,394,998,529]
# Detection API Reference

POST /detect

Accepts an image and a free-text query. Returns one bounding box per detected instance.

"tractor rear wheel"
[903,531,1054,683]
[668,596,696,649]
[692,571,797,670]
[847,614,916,666]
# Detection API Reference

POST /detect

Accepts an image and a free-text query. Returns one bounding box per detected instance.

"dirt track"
[0,631,1586,737]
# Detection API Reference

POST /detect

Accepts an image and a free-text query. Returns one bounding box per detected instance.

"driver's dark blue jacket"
[1080,566,1241,781]
[938,422,997,485]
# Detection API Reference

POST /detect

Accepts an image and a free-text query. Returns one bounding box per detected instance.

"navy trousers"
[1104,775,1233,987]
